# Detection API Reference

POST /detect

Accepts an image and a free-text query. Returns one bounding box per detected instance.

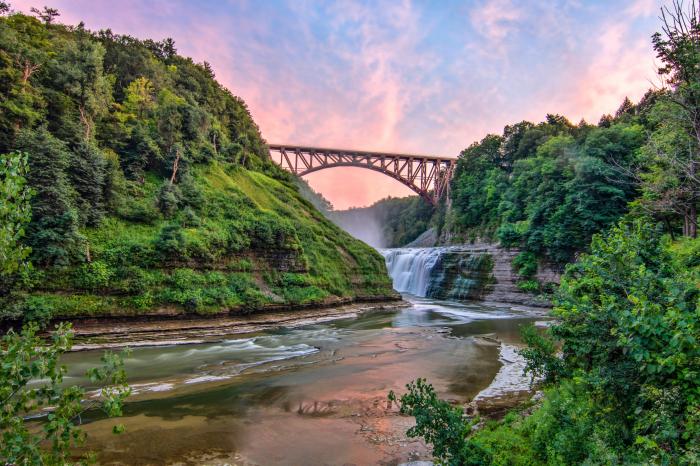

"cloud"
[531,4,657,124]
[7,0,665,208]
[470,0,523,42]
[626,0,657,18]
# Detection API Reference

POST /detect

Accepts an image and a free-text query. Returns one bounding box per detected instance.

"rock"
[415,242,561,308]
[404,228,439,247]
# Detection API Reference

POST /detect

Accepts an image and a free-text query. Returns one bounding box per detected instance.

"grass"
[10,162,394,320]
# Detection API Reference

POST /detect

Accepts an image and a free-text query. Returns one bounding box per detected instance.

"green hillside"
[0,12,393,321]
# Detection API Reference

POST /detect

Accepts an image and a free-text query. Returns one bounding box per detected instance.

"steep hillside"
[0,12,394,321]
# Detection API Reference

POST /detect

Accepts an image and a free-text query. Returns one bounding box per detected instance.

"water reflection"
[67,296,548,465]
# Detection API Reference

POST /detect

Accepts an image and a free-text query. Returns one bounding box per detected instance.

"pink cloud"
[470,0,523,42]
[7,0,665,209]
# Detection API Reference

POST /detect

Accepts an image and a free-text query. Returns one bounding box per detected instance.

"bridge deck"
[268,144,455,162]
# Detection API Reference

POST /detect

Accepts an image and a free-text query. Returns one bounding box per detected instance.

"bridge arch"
[268,145,456,205]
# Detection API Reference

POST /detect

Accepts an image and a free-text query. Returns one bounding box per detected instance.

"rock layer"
[383,244,560,308]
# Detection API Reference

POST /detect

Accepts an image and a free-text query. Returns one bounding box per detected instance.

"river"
[57,249,548,465]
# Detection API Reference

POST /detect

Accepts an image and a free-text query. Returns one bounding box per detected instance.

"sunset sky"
[13,0,663,208]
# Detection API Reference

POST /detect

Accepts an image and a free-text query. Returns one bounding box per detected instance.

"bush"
[74,260,114,290]
[516,279,540,293]
[512,251,538,278]
[19,295,55,324]
[0,323,130,464]
[389,379,479,464]
[157,182,180,217]
[391,220,700,465]
[497,223,523,248]
[131,291,154,310]
[154,224,187,261]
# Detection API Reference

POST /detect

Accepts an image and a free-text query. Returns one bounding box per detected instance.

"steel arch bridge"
[268,144,456,205]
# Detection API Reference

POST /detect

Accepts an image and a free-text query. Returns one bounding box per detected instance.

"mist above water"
[329,208,386,248]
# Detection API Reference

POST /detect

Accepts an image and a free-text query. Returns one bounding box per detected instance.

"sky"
[13,0,665,209]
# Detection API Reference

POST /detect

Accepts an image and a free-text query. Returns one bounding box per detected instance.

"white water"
[380,247,444,296]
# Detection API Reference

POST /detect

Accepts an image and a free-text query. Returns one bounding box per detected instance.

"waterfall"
[380,247,495,300]
[380,248,444,297]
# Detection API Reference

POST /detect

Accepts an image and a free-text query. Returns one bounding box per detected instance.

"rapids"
[57,295,546,464]
[47,248,549,465]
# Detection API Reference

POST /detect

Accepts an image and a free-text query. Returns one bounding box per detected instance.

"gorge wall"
[381,244,560,308]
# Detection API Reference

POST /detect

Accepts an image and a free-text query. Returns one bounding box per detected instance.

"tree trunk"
[79,106,92,141]
[20,60,40,89]
[690,204,698,238]
[691,155,698,238]
[169,148,181,185]
[665,217,676,240]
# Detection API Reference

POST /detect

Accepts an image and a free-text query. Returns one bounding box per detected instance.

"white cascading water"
[380,248,444,297]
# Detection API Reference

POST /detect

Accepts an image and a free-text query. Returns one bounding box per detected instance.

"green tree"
[69,141,107,226]
[0,14,51,150]
[54,22,112,142]
[0,151,33,292]
[648,0,700,237]
[29,6,59,25]
[16,127,81,265]
[0,323,130,464]
[450,134,506,233]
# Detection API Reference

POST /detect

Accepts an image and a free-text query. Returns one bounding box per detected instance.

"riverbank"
[60,298,407,351]
[0,292,401,333]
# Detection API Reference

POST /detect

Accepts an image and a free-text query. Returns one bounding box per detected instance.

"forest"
[0,6,393,323]
[388,2,700,464]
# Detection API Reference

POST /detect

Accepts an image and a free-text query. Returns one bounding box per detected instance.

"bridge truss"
[268,144,456,205]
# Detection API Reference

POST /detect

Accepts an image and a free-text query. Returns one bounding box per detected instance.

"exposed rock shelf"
[381,244,560,308]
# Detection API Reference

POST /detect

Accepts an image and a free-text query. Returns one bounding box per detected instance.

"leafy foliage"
[389,379,483,465]
[0,151,33,284]
[393,220,700,464]
[0,323,130,464]
[450,118,642,264]
[0,11,393,321]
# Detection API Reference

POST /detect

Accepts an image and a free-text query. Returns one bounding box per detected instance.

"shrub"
[0,323,130,464]
[156,182,180,217]
[391,220,700,464]
[516,279,540,293]
[512,251,538,278]
[74,260,114,290]
[389,379,490,465]
[154,224,187,261]
[131,291,154,310]
[497,223,523,248]
[179,206,201,227]
[19,295,55,324]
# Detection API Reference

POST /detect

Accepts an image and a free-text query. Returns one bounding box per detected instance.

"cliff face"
[383,244,560,308]
[479,244,559,308]
[426,249,494,301]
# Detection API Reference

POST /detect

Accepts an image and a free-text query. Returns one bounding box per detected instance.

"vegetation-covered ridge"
[390,2,700,464]
[0,8,393,321]
[393,220,700,465]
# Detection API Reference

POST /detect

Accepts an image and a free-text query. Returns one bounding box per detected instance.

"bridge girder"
[268,144,456,206]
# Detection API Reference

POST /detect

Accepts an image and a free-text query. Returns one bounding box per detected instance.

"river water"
[60,293,545,465]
